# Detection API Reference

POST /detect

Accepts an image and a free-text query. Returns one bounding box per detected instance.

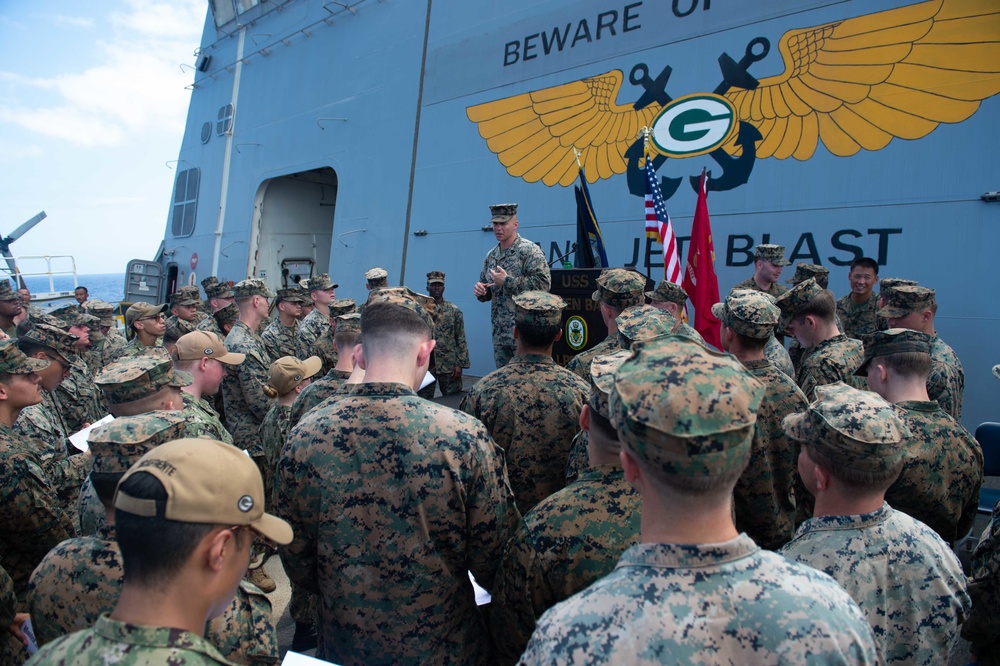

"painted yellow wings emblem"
[467,0,1000,185]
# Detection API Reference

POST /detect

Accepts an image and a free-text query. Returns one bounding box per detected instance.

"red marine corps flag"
[681,170,722,349]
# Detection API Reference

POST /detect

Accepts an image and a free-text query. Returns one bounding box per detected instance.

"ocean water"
[17,273,127,306]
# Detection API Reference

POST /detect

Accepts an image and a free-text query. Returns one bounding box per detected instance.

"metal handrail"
[4,255,79,294]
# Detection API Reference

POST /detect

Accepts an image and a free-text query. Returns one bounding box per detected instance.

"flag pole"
[640,127,652,281]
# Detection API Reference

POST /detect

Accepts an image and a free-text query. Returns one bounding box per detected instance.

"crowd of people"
[0,203,997,664]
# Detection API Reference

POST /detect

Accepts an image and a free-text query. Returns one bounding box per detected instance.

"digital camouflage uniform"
[275,381,520,665]
[14,391,89,499]
[795,334,866,399]
[764,334,795,377]
[223,320,271,450]
[491,464,641,665]
[296,307,329,360]
[181,391,233,446]
[164,314,201,340]
[54,362,106,434]
[837,293,886,348]
[964,498,1000,664]
[260,318,299,364]
[114,336,159,360]
[257,402,290,510]
[425,299,469,397]
[477,229,551,368]
[564,333,618,382]
[781,504,969,665]
[197,313,225,337]
[0,560,21,664]
[731,276,788,298]
[885,400,982,544]
[521,537,877,665]
[461,353,588,513]
[288,368,352,429]
[928,335,964,421]
[28,614,234,665]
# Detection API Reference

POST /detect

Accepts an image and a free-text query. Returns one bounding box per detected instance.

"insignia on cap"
[204,348,213,355]
[238,495,254,513]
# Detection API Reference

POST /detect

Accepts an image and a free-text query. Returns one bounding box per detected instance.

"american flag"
[644,155,682,283]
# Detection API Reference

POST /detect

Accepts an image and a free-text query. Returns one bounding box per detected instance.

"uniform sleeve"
[237,351,273,422]
[0,562,15,628]
[964,501,1000,654]
[273,427,321,595]
[205,580,280,665]
[490,526,553,666]
[42,454,91,496]
[506,244,551,296]
[478,256,493,303]
[454,308,470,368]
[261,329,281,366]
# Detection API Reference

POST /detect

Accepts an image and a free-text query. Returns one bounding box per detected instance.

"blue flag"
[574,170,608,268]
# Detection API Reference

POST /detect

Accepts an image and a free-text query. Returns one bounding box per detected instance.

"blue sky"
[0,0,204,275]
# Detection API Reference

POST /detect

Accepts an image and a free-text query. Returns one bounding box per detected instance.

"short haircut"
[588,409,618,442]
[804,444,904,491]
[516,322,561,348]
[16,339,51,359]
[234,296,254,311]
[173,357,200,374]
[334,330,358,354]
[791,289,837,325]
[879,350,931,379]
[76,287,89,294]
[108,386,180,417]
[732,330,768,352]
[360,303,430,359]
[0,372,14,386]
[630,440,750,496]
[90,472,124,505]
[115,471,234,586]
[849,257,879,275]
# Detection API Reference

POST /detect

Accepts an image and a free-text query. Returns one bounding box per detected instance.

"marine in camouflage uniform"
[785,264,829,370]
[309,299,355,375]
[296,273,338,360]
[729,244,791,298]
[491,350,639,665]
[420,271,469,398]
[644,279,704,344]
[964,496,1000,664]
[275,292,519,665]
[522,337,877,665]
[474,203,551,368]
[713,291,808,549]
[223,279,275,450]
[288,368,351,428]
[54,361,105,434]
[765,334,795,377]
[0,559,23,665]
[837,293,885,348]
[181,391,233,445]
[781,383,969,665]
[564,268,646,383]
[461,291,588,512]
[928,334,964,421]
[260,286,308,363]
[164,286,205,341]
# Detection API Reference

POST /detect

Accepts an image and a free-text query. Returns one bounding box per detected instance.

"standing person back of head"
[780,383,969,665]
[275,290,519,665]
[521,336,878,665]
[289,314,359,428]
[28,438,292,665]
[173,330,245,446]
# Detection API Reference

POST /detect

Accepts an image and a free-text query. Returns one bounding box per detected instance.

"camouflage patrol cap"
[276,287,309,304]
[232,278,275,300]
[201,275,219,288]
[878,277,917,299]
[125,302,168,329]
[95,353,192,404]
[307,273,337,292]
[268,355,323,396]
[205,280,234,299]
[18,322,80,366]
[783,382,910,474]
[774,278,824,328]
[49,305,94,327]
[173,330,245,364]
[645,280,688,305]
[592,268,646,310]
[513,291,566,327]
[855,328,932,376]
[365,267,388,282]
[879,285,936,319]
[214,302,239,325]
[363,287,435,330]
[426,271,445,284]
[0,281,18,302]
[588,350,630,420]
[616,304,676,350]
[787,263,829,288]
[83,299,117,327]
[328,298,356,317]
[610,335,764,477]
[88,411,190,475]
[335,312,361,334]
[169,287,201,307]
[490,203,517,223]
[712,291,780,340]
[0,338,50,374]
[116,438,293,545]
[755,244,790,266]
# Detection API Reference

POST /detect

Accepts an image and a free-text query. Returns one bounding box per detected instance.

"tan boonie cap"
[276,287,309,304]
[232,278,275,300]
[513,291,566,327]
[610,335,764,476]
[712,291,780,340]
[95,353,193,404]
[365,267,388,282]
[308,273,337,292]
[755,244,791,266]
[335,313,361,334]
[783,382,910,474]
[328,299,357,317]
[645,280,688,305]
[214,302,239,325]
[787,262,829,287]
[592,268,646,310]
[856,328,932,375]
[115,438,293,546]
[89,411,190,475]
[0,339,50,374]
[364,287,435,330]
[426,271,445,284]
[0,281,19,302]
[878,277,917,299]
[879,285,936,319]
[616,305,676,350]
[125,302,168,329]
[269,356,322,396]
[774,278,824,328]
[18,322,80,366]
[490,203,517,223]
[589,350,630,420]
[173,331,245,365]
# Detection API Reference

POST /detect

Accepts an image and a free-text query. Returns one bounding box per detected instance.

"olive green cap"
[774,278,824,329]
[755,244,790,266]
[276,287,310,304]
[328,299,357,317]
[712,291,779,340]
[878,285,936,319]
[592,268,646,310]
[783,382,910,474]
[365,267,388,284]
[95,353,193,404]
[232,278,275,299]
[426,271,445,284]
[513,290,566,327]
[787,262,829,288]
[588,350,630,420]
[18,322,79,366]
[645,280,688,305]
[0,339,50,374]
[363,287,435,330]
[214,302,239,325]
[88,411,191,475]
[0,281,19,302]
[878,277,917,300]
[610,336,764,477]
[307,273,338,292]
[856,328,932,375]
[335,312,361,334]
[490,203,517,223]
[615,304,676,350]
